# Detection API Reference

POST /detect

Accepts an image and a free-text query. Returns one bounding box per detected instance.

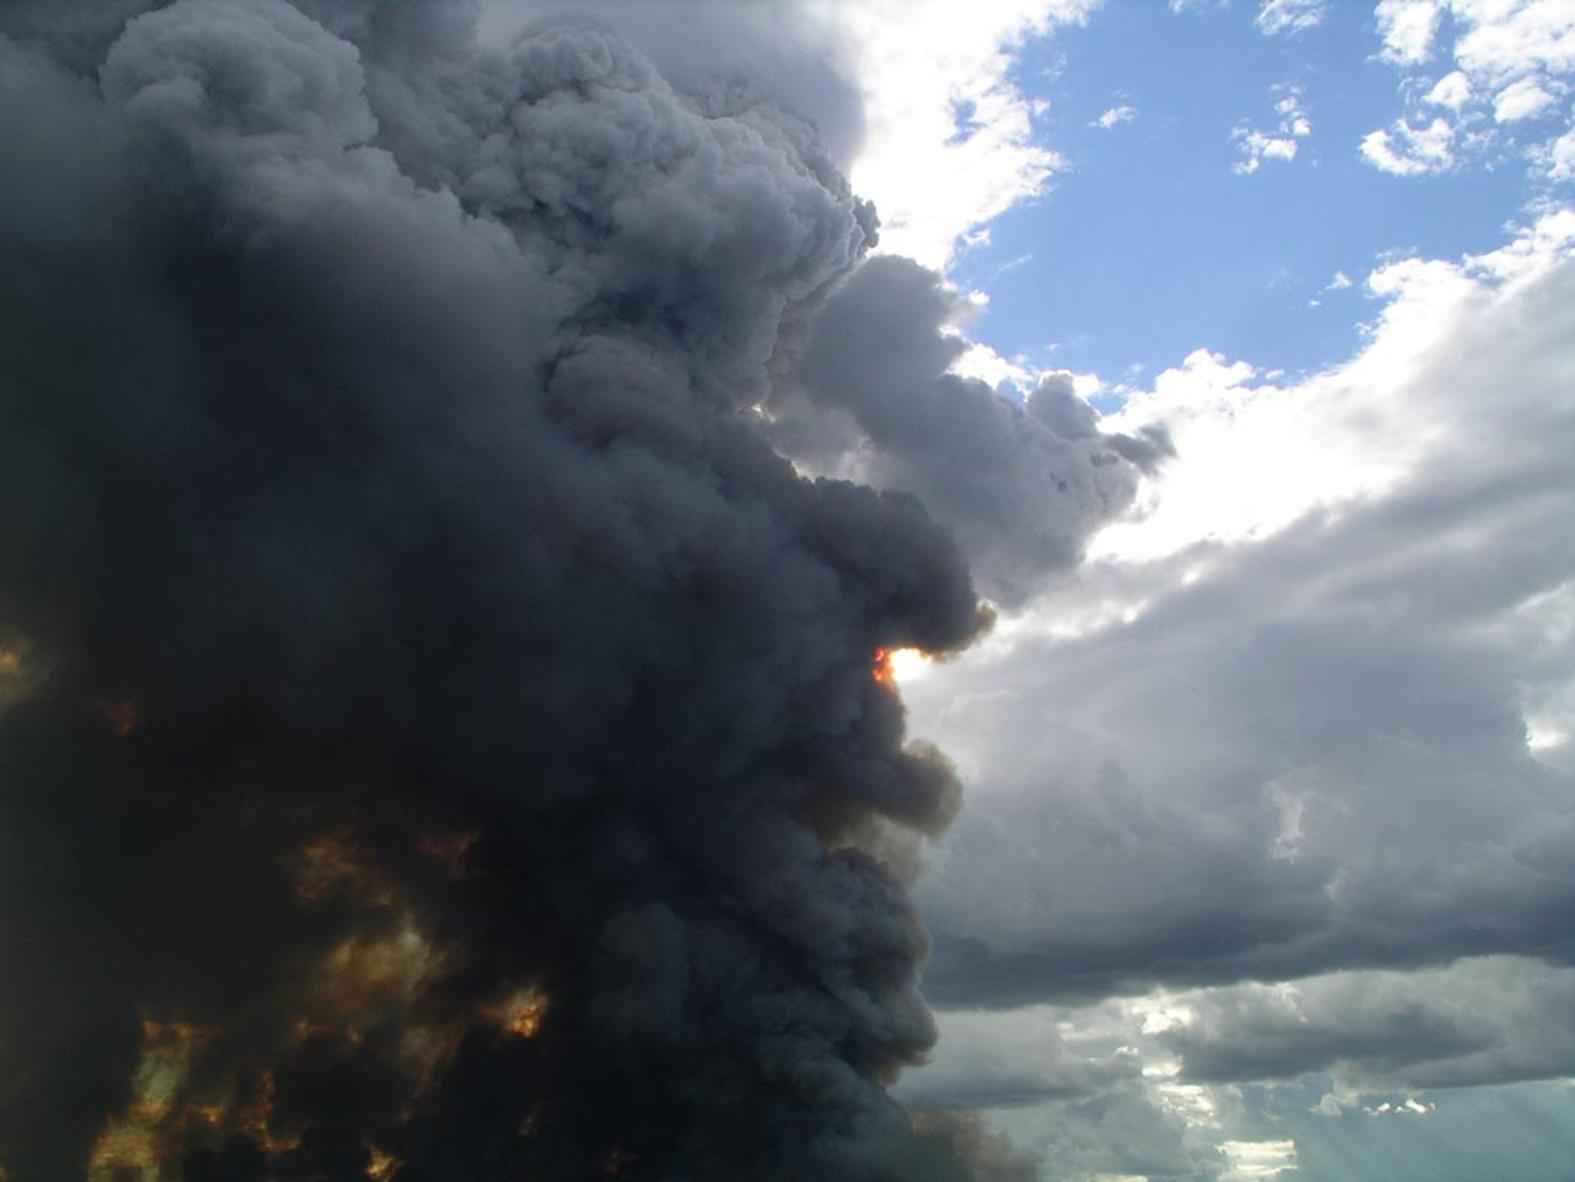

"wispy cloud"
[1256,0,1326,37]
[1091,103,1137,129]
[1232,83,1312,174]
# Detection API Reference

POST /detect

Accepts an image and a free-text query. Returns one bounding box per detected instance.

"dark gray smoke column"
[0,1,1047,1179]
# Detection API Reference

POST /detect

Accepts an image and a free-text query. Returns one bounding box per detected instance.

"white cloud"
[1360,116,1455,175]
[949,339,1042,392]
[1450,0,1575,87]
[1092,104,1137,129]
[1493,76,1560,122]
[822,0,1102,270]
[1255,0,1326,37]
[1540,122,1575,179]
[1232,127,1299,173]
[1425,69,1473,109]
[1274,87,1313,135]
[1376,0,1444,64]
[1232,83,1311,174]
[1368,1,1575,184]
[1221,1139,1297,1180]
[1325,270,1354,290]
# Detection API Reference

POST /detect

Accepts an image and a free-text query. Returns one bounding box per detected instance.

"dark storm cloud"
[0,3,1040,1179]
[892,1009,1140,1111]
[769,256,1168,605]
[1166,958,1575,1092]
[908,249,1575,1009]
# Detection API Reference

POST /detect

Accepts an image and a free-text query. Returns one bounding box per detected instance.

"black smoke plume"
[0,3,1148,1178]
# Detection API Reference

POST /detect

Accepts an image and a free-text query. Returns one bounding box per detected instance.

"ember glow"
[872,647,898,687]
[365,1144,400,1181]
[489,987,550,1041]
[86,1021,219,1181]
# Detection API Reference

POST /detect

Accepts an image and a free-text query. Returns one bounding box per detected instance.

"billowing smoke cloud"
[0,2,1054,1178]
[768,256,1171,604]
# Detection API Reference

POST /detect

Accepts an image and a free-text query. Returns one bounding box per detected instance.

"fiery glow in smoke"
[366,1143,400,1180]
[873,646,931,686]
[314,923,442,1023]
[487,986,550,1039]
[234,1071,301,1157]
[293,832,394,906]
[87,1020,219,1181]
[872,647,896,687]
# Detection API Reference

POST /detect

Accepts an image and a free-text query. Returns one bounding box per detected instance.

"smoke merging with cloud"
[0,1,1162,1179]
[766,258,1170,606]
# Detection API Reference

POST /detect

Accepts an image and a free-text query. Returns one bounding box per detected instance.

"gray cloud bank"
[879,225,1575,1182]
[910,249,1575,1013]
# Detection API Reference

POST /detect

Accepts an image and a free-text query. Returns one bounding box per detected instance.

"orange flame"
[871,647,896,688]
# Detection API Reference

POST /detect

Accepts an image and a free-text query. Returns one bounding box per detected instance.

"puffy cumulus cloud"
[1366,0,1575,185]
[765,255,1171,605]
[1425,69,1473,109]
[1360,115,1456,174]
[1375,0,1444,65]
[1536,122,1575,180]
[1492,75,1562,122]
[899,212,1575,1015]
[0,3,1089,1180]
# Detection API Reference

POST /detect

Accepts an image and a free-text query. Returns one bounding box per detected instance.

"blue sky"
[950,3,1541,387]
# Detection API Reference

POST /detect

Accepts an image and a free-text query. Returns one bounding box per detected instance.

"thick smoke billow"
[766,256,1171,604]
[0,2,1046,1179]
